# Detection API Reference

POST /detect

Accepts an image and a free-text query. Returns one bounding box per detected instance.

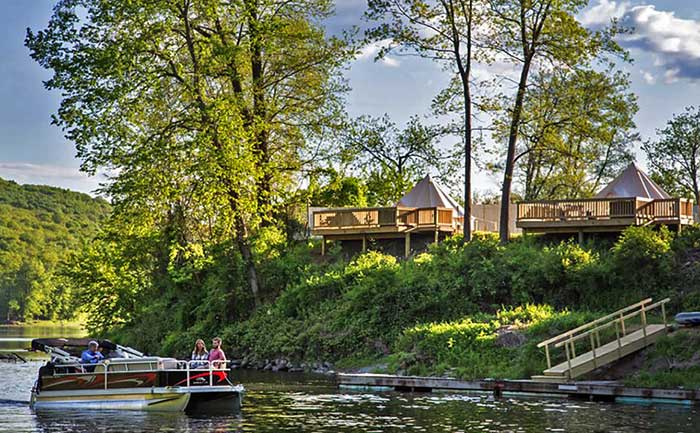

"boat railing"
[49,358,231,389]
[180,360,228,387]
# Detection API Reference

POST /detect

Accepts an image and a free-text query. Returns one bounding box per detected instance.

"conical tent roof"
[397,175,464,216]
[595,163,671,199]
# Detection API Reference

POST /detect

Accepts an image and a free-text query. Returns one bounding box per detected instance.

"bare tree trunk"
[448,0,473,243]
[499,59,532,243]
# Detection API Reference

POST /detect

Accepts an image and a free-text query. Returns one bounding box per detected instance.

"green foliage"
[642,106,700,204]
[517,68,637,200]
[307,170,369,208]
[610,226,674,298]
[217,226,700,371]
[0,178,110,321]
[626,331,700,389]
[393,305,595,379]
[340,115,455,206]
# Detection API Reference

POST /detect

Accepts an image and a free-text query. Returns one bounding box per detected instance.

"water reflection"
[0,324,85,354]
[0,328,698,432]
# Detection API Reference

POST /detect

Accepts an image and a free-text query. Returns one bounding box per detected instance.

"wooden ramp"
[533,298,670,382]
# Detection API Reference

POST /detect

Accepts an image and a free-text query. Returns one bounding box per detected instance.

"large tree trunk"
[499,59,532,243]
[234,213,261,307]
[247,0,273,217]
[462,74,472,243]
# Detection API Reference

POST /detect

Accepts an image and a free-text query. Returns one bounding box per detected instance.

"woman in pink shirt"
[208,337,226,369]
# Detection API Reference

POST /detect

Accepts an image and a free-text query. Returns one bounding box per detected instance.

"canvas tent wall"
[595,163,671,199]
[397,175,464,216]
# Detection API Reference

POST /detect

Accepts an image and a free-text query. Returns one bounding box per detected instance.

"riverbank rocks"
[495,328,527,348]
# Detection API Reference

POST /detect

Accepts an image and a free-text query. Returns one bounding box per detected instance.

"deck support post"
[321,236,326,256]
[434,229,439,245]
[405,232,411,258]
[578,230,584,244]
[362,235,367,252]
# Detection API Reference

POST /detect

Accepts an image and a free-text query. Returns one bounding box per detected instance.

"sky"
[0,0,699,196]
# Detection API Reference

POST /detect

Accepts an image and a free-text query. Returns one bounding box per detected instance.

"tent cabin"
[515,163,695,239]
[311,175,465,257]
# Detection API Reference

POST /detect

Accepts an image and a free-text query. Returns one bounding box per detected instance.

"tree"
[642,107,700,205]
[513,67,637,199]
[27,0,351,307]
[307,169,369,208]
[485,0,625,242]
[365,0,478,240]
[342,115,451,205]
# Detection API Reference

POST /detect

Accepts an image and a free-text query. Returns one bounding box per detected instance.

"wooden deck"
[517,197,694,234]
[312,206,460,256]
[312,206,457,236]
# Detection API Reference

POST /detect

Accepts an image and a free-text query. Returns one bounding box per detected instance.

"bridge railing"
[537,298,670,374]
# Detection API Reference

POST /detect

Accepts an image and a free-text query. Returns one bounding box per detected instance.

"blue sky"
[1,0,699,195]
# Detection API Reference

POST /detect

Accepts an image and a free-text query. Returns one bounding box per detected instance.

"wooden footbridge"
[532,298,670,382]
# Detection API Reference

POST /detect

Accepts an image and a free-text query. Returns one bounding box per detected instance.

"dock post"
[405,232,411,258]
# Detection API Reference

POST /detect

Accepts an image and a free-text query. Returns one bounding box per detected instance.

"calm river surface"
[0,325,699,432]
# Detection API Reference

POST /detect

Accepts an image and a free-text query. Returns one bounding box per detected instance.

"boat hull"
[186,387,243,414]
[31,385,244,413]
[31,387,191,412]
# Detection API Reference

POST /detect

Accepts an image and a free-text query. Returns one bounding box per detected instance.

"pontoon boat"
[29,338,244,413]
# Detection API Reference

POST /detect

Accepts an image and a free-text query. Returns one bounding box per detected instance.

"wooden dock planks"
[337,373,700,404]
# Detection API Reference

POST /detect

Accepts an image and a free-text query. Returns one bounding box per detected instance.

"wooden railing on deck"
[517,197,694,225]
[313,206,455,231]
[637,198,693,222]
[517,198,637,221]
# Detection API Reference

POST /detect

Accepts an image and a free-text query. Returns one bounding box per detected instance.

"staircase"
[531,298,670,383]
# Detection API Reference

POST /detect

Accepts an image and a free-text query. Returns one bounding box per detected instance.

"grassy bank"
[104,225,700,384]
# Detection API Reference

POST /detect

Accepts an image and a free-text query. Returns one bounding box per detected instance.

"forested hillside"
[0,178,110,321]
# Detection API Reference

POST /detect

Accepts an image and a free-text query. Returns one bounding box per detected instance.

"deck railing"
[313,206,455,231]
[517,197,694,225]
[637,198,694,222]
[517,197,638,222]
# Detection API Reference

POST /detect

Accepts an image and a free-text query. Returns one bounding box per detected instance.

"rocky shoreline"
[231,357,336,375]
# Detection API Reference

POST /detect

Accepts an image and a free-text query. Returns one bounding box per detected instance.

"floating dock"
[337,373,700,405]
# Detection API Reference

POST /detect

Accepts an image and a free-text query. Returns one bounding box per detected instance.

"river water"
[0,325,699,432]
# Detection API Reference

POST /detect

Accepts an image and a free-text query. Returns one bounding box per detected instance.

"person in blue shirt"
[81,341,104,365]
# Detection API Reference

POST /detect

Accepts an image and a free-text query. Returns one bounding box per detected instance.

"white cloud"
[0,162,102,195]
[620,5,700,82]
[356,39,401,68]
[579,0,630,26]
[640,69,656,84]
[663,68,680,84]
